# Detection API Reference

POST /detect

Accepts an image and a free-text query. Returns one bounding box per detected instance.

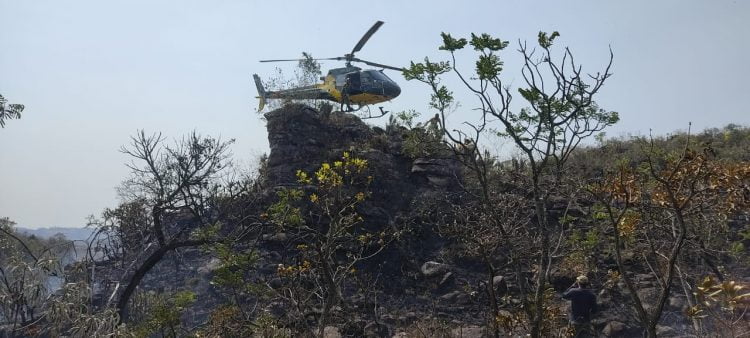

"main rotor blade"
[351,58,404,72]
[260,59,304,63]
[260,57,344,63]
[351,21,384,55]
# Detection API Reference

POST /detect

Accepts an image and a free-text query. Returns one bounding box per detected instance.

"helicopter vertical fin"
[253,74,267,111]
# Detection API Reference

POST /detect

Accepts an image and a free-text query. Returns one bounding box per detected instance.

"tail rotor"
[253,74,267,111]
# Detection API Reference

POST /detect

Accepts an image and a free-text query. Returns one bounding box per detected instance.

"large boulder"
[439,290,471,305]
[601,321,627,337]
[421,261,451,278]
[323,326,342,338]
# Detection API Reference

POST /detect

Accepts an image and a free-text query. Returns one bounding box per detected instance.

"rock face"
[265,105,375,186]
[411,158,462,188]
[265,104,461,192]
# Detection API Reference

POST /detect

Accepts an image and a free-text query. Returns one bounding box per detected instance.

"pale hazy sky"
[1,0,748,228]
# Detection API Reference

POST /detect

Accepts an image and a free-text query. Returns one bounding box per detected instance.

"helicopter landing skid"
[360,106,390,120]
[340,103,361,113]
[339,101,389,119]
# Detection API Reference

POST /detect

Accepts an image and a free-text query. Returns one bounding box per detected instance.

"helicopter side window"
[360,72,372,86]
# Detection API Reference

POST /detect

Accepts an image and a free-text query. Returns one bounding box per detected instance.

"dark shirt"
[562,287,598,323]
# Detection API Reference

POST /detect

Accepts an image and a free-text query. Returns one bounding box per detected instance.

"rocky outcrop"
[265,104,374,185]
[264,104,461,193]
[263,105,466,288]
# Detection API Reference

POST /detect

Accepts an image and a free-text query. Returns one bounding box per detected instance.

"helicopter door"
[346,73,362,95]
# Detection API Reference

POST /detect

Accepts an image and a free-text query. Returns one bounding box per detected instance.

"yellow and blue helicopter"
[253,21,403,113]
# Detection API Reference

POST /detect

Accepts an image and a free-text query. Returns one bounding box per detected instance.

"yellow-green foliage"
[388,110,445,159]
[45,282,132,338]
[563,228,601,274]
[197,305,257,338]
[265,153,391,334]
[133,291,196,338]
[688,277,750,336]
[210,243,259,292]
[268,151,372,233]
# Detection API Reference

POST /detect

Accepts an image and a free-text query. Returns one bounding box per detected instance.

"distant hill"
[15,227,95,242]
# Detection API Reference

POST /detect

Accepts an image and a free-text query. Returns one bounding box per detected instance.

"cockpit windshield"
[364,70,393,82]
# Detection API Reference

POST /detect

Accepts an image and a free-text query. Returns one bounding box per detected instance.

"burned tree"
[405,31,618,337]
[590,132,750,337]
[103,130,237,321]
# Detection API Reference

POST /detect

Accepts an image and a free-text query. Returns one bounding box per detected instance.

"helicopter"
[253,21,403,114]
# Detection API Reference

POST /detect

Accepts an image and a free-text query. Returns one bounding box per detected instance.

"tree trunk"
[317,250,340,338]
[530,195,549,338]
[116,239,208,322]
[484,260,500,338]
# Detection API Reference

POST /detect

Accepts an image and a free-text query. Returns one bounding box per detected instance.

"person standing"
[563,275,598,337]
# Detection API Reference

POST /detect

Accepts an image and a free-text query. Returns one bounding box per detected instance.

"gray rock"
[411,158,461,188]
[426,176,452,187]
[197,258,222,275]
[440,291,471,305]
[656,325,676,336]
[421,261,450,278]
[323,326,342,338]
[401,311,418,322]
[636,287,660,311]
[493,275,508,297]
[669,295,687,311]
[635,273,656,285]
[262,232,288,242]
[601,321,627,337]
[411,158,459,176]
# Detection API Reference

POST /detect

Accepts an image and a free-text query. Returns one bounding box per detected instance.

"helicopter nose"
[384,82,401,99]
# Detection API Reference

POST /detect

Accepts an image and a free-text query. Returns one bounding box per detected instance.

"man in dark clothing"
[563,275,598,337]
